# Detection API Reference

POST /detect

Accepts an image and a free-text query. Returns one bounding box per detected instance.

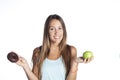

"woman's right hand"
[16,56,38,80]
[16,56,29,68]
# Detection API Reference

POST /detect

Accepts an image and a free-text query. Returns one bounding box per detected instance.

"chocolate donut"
[7,52,19,63]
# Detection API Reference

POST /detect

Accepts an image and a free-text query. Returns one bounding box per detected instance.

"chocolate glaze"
[7,52,19,63]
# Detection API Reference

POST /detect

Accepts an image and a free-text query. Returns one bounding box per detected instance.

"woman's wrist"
[70,68,78,73]
[22,63,31,70]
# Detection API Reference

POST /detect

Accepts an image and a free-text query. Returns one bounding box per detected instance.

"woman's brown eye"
[50,28,54,30]
[59,27,62,30]
[49,28,55,32]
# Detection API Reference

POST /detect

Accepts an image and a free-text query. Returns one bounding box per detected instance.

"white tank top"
[41,56,66,80]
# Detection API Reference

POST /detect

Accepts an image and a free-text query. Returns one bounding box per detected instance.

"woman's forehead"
[49,19,62,27]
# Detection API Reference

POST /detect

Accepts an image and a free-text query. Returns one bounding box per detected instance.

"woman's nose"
[55,29,59,33]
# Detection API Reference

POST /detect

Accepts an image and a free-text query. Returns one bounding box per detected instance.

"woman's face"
[49,19,63,45]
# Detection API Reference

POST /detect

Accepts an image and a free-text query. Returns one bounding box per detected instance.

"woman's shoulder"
[67,44,77,51]
[32,46,42,58]
[67,44,77,58]
[33,46,42,53]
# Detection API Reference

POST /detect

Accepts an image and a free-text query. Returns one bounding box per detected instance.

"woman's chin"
[52,40,61,44]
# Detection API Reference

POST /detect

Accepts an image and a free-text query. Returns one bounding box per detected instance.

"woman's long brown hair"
[32,14,71,80]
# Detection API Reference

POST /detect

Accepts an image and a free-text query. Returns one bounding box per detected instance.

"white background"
[0,0,120,80]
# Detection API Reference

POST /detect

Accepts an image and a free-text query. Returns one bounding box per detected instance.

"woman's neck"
[47,45,61,60]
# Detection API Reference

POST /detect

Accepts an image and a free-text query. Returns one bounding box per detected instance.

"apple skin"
[83,51,93,59]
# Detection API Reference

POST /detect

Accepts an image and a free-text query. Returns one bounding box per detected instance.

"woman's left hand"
[70,56,94,73]
[76,56,94,63]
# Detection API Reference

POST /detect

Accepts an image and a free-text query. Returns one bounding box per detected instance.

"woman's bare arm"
[66,46,93,80]
[16,47,40,80]
[66,46,78,80]
[16,56,38,80]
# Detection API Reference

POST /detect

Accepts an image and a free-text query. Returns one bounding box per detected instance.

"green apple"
[83,51,93,59]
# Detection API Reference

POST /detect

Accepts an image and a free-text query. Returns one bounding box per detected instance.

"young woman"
[16,14,93,80]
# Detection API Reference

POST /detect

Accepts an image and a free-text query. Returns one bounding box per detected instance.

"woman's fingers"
[16,56,27,67]
[84,56,94,63]
[76,56,94,63]
[75,57,83,63]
